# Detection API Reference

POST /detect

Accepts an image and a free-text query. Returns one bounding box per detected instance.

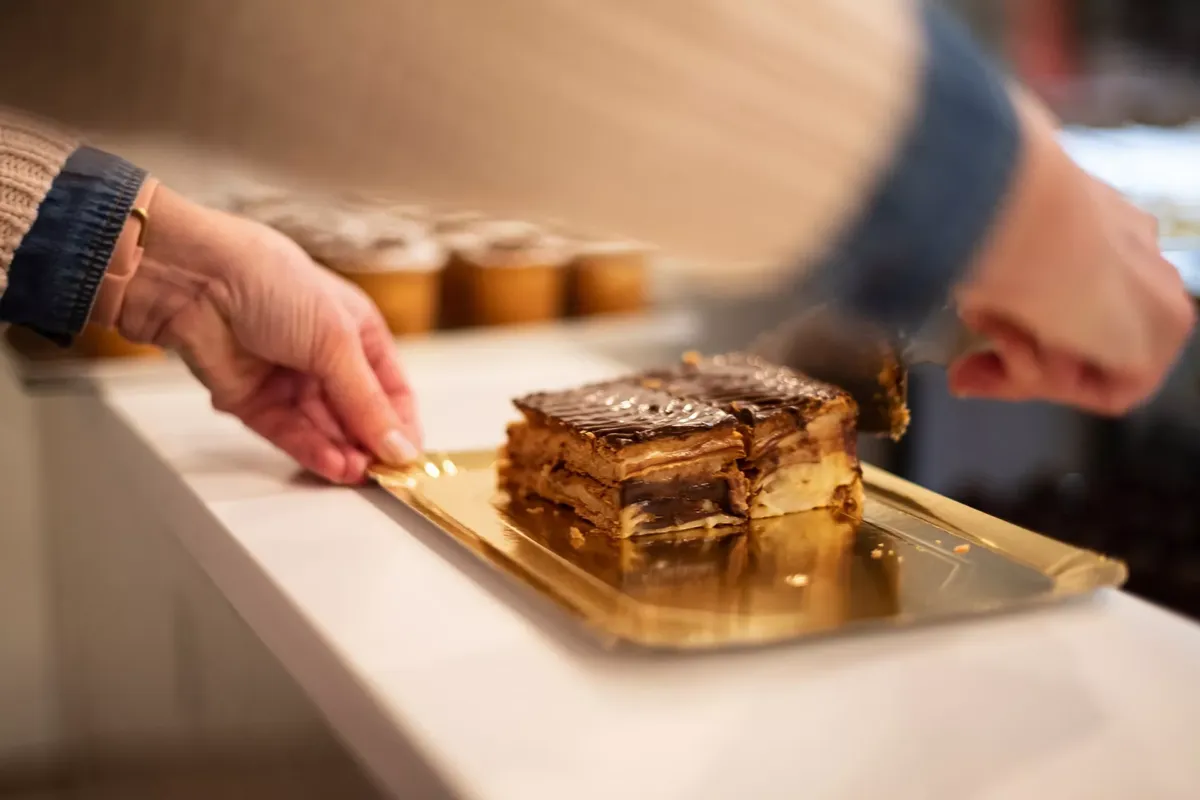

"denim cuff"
[0,146,147,344]
[802,4,1021,336]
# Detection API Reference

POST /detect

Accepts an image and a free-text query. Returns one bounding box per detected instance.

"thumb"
[318,333,420,467]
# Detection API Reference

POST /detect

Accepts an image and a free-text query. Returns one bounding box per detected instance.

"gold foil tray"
[371,451,1126,650]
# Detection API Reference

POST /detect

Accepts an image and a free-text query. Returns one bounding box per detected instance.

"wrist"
[959,91,1084,308]
[89,177,160,330]
[114,187,238,345]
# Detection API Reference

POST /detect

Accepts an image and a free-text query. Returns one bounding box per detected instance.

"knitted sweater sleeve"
[0,109,146,342]
[0,110,77,295]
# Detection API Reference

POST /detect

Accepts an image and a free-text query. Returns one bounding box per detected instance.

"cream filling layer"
[751,453,861,518]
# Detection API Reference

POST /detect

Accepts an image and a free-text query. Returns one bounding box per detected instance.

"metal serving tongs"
[749,303,992,439]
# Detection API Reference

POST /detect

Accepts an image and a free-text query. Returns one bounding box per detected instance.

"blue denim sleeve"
[802,4,1021,336]
[0,146,147,344]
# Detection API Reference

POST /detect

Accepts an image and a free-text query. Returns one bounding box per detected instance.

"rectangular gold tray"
[371,450,1126,650]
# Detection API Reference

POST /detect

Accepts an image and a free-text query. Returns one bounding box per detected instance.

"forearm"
[0,110,77,281]
[0,1,1029,345]
[299,0,1020,331]
[323,0,924,274]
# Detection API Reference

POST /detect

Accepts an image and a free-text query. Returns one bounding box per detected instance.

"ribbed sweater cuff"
[799,4,1022,334]
[0,112,79,293]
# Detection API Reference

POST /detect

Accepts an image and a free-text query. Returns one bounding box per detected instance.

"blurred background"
[0,1,1198,798]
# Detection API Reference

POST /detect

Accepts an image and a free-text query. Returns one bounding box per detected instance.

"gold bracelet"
[130,206,150,247]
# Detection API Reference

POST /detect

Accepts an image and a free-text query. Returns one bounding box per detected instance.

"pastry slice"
[640,353,863,519]
[502,379,749,537]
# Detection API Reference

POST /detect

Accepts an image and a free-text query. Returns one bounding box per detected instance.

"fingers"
[359,315,423,449]
[956,167,1194,413]
[1139,252,1197,392]
[946,351,1006,398]
[242,400,373,485]
[948,313,1039,401]
[949,350,1143,415]
[947,311,1166,415]
[298,380,352,444]
[227,371,371,484]
[315,324,421,468]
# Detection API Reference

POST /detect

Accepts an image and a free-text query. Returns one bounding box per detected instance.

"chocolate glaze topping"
[514,380,735,446]
[642,353,850,425]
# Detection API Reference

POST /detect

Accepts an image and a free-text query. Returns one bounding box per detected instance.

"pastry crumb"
[681,350,701,365]
[785,573,810,587]
[870,547,884,560]
[954,543,971,554]
[568,526,586,547]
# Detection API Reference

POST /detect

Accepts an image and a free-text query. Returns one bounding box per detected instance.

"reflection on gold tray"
[371,451,1126,650]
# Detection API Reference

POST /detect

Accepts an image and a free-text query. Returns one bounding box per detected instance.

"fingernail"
[381,430,420,466]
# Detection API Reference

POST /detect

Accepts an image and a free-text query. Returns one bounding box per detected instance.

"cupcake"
[431,210,490,238]
[431,212,491,329]
[221,183,291,216]
[454,222,573,327]
[338,193,430,225]
[317,218,448,336]
[238,196,337,252]
[73,325,162,359]
[569,240,651,317]
[295,208,377,264]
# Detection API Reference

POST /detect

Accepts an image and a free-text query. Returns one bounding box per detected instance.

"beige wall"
[0,0,470,198]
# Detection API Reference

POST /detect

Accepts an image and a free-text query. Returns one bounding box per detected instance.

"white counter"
[16,323,1200,799]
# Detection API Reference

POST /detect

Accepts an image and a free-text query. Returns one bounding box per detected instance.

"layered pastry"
[454,221,571,326]
[502,379,750,538]
[751,310,910,440]
[317,218,448,336]
[568,240,650,317]
[641,354,863,519]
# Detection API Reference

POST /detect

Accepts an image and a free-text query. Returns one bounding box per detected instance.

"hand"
[116,187,422,484]
[947,97,1195,415]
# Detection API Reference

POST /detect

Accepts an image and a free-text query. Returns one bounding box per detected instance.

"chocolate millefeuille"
[502,380,749,537]
[640,353,864,519]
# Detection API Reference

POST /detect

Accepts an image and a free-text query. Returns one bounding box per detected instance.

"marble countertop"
[27,319,1200,799]
[0,310,700,393]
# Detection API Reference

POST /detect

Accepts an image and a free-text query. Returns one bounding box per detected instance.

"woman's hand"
[948,97,1195,415]
[117,187,421,484]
